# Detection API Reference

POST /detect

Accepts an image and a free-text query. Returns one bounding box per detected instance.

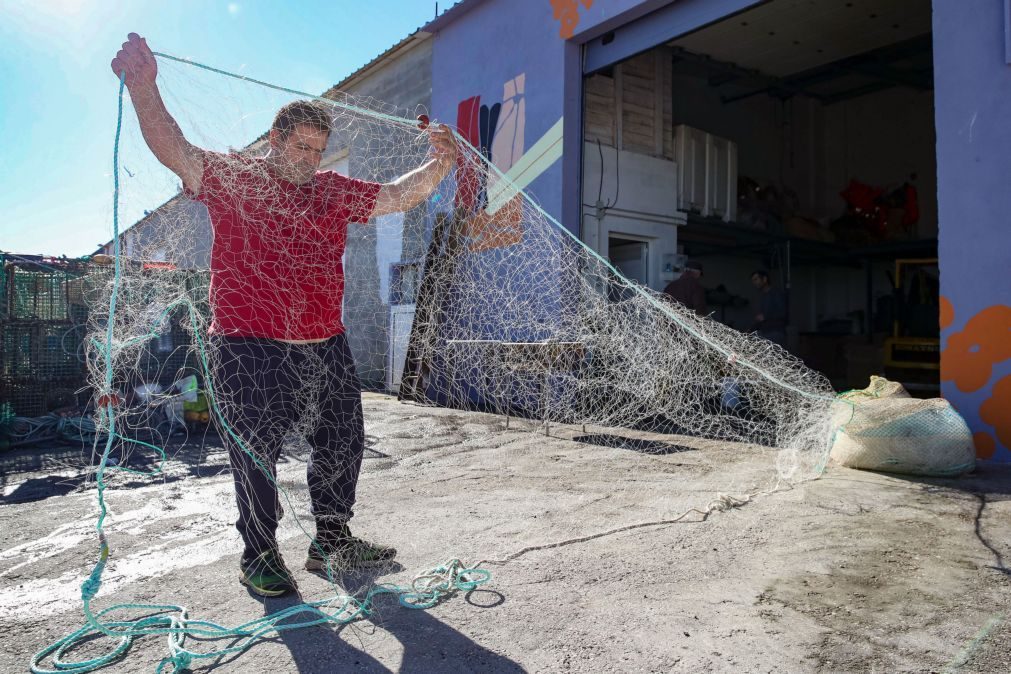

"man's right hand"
[108,33,205,195]
[111,33,157,89]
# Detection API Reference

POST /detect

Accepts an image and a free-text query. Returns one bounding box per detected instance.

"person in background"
[750,269,788,346]
[662,260,708,316]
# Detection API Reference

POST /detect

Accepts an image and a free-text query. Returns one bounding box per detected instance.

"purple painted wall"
[426,0,575,410]
[933,0,1011,462]
[430,0,568,226]
[564,0,672,41]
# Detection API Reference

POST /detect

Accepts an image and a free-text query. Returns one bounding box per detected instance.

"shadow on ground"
[203,564,522,673]
[0,431,397,506]
[573,433,697,455]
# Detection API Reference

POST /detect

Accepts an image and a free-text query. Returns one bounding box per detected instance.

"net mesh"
[89,52,845,566]
[43,51,855,671]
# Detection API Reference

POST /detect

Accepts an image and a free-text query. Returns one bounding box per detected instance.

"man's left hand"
[428,124,458,169]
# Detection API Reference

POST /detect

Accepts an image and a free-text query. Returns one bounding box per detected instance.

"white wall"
[581,143,684,290]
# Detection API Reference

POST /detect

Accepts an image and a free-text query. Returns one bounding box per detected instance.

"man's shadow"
[216,563,522,673]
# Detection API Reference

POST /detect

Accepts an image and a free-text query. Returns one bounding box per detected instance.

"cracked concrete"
[1,393,1009,672]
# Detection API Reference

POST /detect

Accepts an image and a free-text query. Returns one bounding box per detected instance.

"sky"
[0,0,440,257]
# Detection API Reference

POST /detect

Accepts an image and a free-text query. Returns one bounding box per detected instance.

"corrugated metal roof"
[422,0,487,33]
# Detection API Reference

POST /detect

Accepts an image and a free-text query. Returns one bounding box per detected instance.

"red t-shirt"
[191,153,382,340]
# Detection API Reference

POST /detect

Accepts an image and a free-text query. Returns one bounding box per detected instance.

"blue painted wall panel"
[431,0,568,225]
[934,0,1011,462]
[428,0,572,410]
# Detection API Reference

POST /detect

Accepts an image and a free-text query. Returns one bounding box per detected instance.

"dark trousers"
[209,333,364,560]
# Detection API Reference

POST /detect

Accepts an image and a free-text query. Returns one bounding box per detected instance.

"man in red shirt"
[113,34,458,596]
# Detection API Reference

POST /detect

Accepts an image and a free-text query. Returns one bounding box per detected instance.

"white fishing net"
[88,49,845,568]
[47,49,853,672]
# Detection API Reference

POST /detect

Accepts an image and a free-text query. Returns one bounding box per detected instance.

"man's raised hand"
[428,123,458,168]
[108,33,204,195]
[110,33,157,89]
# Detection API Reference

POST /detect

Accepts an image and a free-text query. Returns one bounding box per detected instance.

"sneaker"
[239,549,297,597]
[305,525,397,572]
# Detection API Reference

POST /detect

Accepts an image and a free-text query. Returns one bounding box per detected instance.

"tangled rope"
[3,414,100,448]
[476,486,787,568]
[30,556,488,674]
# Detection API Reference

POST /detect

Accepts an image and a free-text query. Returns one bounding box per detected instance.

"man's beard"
[270,157,316,184]
[287,162,316,185]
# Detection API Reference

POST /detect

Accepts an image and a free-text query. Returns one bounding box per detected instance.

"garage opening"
[581,0,939,395]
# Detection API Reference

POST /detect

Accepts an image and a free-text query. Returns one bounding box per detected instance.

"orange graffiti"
[551,0,594,39]
[979,374,1011,452]
[941,304,1011,393]
[939,295,954,330]
[973,431,996,460]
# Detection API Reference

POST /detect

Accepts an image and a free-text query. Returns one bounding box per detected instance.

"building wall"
[339,40,434,388]
[933,0,1011,462]
[102,196,211,269]
[558,0,671,40]
[431,0,571,228]
[582,49,679,291]
[343,41,433,120]
[582,144,680,291]
[427,0,764,230]
[423,0,577,386]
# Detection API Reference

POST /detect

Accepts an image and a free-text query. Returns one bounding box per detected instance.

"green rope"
[31,67,488,674]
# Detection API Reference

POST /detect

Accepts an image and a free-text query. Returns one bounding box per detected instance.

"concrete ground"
[1,392,1009,673]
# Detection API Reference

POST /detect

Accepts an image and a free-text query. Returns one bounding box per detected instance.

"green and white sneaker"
[305,525,397,572]
[239,549,297,597]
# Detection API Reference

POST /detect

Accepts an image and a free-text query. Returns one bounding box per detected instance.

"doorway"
[608,236,649,286]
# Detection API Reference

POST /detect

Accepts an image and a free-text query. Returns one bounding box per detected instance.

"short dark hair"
[271,100,332,139]
[751,269,770,282]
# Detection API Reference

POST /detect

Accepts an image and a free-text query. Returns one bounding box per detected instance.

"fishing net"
[33,50,857,672]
